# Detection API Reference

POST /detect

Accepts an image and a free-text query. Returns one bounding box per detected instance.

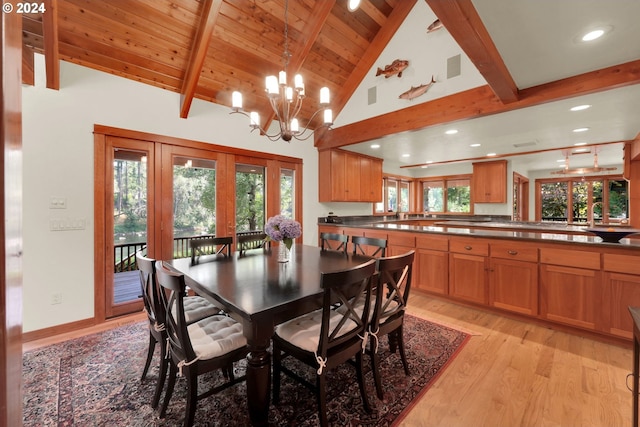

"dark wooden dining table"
[165,244,372,427]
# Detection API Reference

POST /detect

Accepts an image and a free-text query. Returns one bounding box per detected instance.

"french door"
[95,126,303,320]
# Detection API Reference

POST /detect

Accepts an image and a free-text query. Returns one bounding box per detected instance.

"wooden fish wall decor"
[427,18,443,33]
[375,59,409,78]
[399,76,436,100]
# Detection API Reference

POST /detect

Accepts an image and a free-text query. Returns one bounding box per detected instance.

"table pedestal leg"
[247,348,271,426]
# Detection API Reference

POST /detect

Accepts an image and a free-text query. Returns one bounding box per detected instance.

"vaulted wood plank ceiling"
[22,0,413,132]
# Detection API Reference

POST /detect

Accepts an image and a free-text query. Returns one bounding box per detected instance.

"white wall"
[22,56,325,332]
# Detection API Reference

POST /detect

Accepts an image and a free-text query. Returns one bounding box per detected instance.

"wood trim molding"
[93,124,302,164]
[315,59,640,150]
[22,317,96,343]
[1,8,24,427]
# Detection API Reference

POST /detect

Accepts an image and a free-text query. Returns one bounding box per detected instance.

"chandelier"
[230,0,333,142]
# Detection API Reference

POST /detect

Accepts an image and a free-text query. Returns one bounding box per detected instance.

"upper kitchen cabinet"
[472,160,507,203]
[319,149,383,202]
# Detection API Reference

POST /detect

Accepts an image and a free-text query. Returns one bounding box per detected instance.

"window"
[375,177,411,213]
[280,168,295,218]
[537,176,627,224]
[235,164,265,232]
[421,176,471,214]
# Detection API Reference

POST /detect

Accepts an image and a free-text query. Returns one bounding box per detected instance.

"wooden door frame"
[94,135,155,320]
[1,8,24,427]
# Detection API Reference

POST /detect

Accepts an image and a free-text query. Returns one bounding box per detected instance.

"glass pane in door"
[572,180,589,224]
[113,150,147,304]
[281,168,295,218]
[236,164,265,232]
[172,156,217,258]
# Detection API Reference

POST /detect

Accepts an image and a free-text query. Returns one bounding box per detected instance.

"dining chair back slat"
[190,236,232,265]
[351,235,387,257]
[320,232,348,253]
[237,232,270,256]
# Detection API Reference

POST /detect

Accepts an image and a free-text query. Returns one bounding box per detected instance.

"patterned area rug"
[23,315,469,426]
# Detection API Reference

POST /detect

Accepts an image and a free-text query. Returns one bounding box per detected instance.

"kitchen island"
[318,218,640,342]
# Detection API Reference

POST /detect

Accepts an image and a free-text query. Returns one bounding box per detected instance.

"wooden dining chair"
[189,236,232,265]
[272,259,378,427]
[351,235,387,257]
[368,250,415,400]
[319,232,348,253]
[155,261,249,427]
[136,252,222,409]
[237,232,270,256]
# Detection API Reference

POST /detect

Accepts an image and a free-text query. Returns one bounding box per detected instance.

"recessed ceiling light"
[347,0,360,12]
[470,143,481,147]
[445,129,458,135]
[574,142,588,146]
[402,154,410,158]
[574,148,590,153]
[425,160,433,164]
[582,29,605,42]
[487,153,497,157]
[557,159,566,163]
[421,165,428,169]
[570,104,591,111]
[573,127,589,133]
[370,144,380,149]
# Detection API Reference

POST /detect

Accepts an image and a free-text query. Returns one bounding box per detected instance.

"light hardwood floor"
[402,293,633,427]
[23,295,634,427]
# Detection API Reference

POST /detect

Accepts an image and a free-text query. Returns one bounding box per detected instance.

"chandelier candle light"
[265,215,302,262]
[230,0,332,142]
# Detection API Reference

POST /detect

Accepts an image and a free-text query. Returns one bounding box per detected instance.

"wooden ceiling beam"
[42,0,59,90]
[315,59,640,150]
[22,46,34,86]
[179,0,222,119]
[314,0,417,144]
[426,0,518,103]
[262,0,336,132]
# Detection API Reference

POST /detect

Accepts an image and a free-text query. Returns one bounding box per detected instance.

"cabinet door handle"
[507,250,518,255]
[464,245,472,250]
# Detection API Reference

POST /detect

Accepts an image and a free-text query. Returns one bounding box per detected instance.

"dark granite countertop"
[319,219,640,249]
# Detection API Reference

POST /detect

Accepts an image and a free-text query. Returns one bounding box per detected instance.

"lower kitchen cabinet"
[449,238,489,305]
[416,248,448,295]
[488,241,539,316]
[539,246,603,331]
[603,253,640,339]
[489,258,538,315]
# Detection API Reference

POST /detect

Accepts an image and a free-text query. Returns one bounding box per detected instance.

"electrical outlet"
[51,292,63,305]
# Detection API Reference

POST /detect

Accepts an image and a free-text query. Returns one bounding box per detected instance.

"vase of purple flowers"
[265,215,302,262]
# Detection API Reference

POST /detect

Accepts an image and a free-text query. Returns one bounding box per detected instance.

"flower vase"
[277,243,291,263]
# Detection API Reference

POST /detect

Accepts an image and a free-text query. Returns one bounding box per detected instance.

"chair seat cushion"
[175,296,221,324]
[188,315,247,360]
[336,295,400,322]
[275,308,357,353]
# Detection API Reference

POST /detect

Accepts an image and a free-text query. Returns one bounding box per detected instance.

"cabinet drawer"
[540,248,600,270]
[416,235,448,251]
[490,242,538,262]
[603,253,640,275]
[387,232,415,248]
[450,238,489,256]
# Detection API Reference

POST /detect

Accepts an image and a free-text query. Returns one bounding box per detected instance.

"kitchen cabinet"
[472,160,507,203]
[449,238,488,304]
[318,149,382,202]
[415,235,449,295]
[539,247,603,331]
[603,253,640,339]
[489,241,538,316]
